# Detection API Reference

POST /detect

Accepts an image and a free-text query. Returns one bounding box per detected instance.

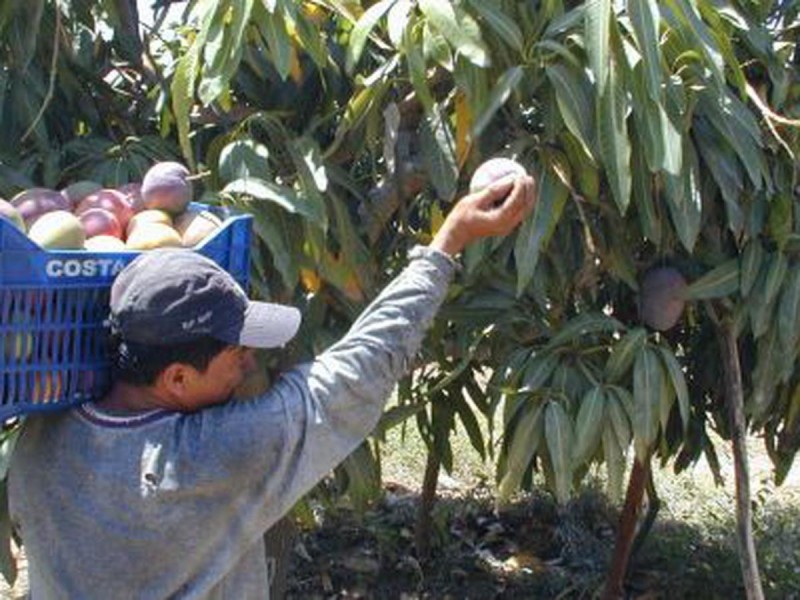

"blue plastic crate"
[0,203,252,422]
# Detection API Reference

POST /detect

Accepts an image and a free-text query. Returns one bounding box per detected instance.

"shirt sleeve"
[186,245,458,527]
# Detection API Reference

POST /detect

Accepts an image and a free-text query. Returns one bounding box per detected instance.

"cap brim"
[238,301,302,348]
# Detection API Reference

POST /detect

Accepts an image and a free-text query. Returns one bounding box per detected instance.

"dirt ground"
[283,434,800,599]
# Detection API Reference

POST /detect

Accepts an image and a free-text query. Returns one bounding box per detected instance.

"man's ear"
[157,362,194,399]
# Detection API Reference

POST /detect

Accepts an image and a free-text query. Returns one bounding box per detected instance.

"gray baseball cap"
[109,249,301,348]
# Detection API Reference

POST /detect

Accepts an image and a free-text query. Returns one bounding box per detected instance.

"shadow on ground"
[285,484,800,600]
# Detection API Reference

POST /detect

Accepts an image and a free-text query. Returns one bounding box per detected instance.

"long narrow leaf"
[628,0,662,101]
[573,387,606,464]
[346,0,395,73]
[498,402,545,500]
[546,63,595,155]
[466,0,524,52]
[419,0,490,67]
[684,259,739,300]
[585,0,612,95]
[633,346,663,460]
[514,168,569,295]
[597,57,631,214]
[545,401,575,504]
[656,345,689,432]
[472,66,523,139]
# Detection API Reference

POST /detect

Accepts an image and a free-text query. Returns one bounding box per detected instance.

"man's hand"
[430,174,537,256]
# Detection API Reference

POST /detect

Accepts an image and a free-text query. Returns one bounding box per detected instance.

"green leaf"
[423,22,453,70]
[631,143,661,245]
[694,119,744,234]
[629,67,682,176]
[573,387,606,465]
[628,0,662,101]
[376,402,427,435]
[585,0,612,95]
[420,110,458,202]
[0,481,16,586]
[519,352,559,393]
[346,0,395,74]
[546,63,595,155]
[455,391,485,459]
[256,5,293,79]
[472,66,523,139]
[751,326,780,421]
[698,91,767,190]
[655,345,690,432]
[740,239,764,298]
[597,59,632,214]
[606,391,632,450]
[404,22,435,114]
[466,0,524,52]
[606,327,648,382]
[633,346,663,460]
[224,178,325,225]
[545,312,625,351]
[387,0,413,47]
[289,137,329,230]
[199,0,254,105]
[291,9,329,69]
[662,141,702,252]
[171,12,212,167]
[762,251,788,309]
[603,428,626,502]
[662,0,725,85]
[777,267,800,354]
[684,259,739,300]
[0,426,20,481]
[514,168,569,295]
[218,140,271,184]
[545,401,575,504]
[498,401,545,500]
[419,0,490,67]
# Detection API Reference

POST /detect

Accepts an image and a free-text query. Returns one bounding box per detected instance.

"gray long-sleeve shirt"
[8,246,456,599]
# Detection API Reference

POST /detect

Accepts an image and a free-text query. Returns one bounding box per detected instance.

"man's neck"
[97,382,175,414]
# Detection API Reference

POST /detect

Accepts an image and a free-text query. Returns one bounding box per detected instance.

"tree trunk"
[263,516,297,599]
[602,456,650,600]
[721,324,765,600]
[414,448,440,559]
[630,467,660,559]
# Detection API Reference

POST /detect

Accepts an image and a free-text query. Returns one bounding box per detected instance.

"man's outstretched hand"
[430,174,537,257]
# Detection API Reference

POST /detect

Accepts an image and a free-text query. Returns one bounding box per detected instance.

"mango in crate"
[0,198,25,232]
[28,211,86,250]
[141,162,193,215]
[30,371,63,404]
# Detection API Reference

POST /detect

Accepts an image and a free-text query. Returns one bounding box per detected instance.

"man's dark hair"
[108,332,230,386]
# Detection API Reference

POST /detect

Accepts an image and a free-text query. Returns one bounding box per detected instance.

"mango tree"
[2,0,800,597]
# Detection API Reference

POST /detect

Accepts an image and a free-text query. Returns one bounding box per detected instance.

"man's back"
[10,405,275,599]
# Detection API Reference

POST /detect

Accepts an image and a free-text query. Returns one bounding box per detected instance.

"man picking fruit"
[9,170,536,599]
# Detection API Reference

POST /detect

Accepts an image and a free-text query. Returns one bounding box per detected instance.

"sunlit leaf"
[514,168,569,295]
[606,327,648,382]
[656,345,689,432]
[597,58,631,214]
[419,0,490,67]
[499,401,545,500]
[466,0,524,52]
[472,66,523,139]
[545,401,575,503]
[573,387,606,464]
[633,346,663,460]
[585,0,612,95]
[346,0,394,73]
